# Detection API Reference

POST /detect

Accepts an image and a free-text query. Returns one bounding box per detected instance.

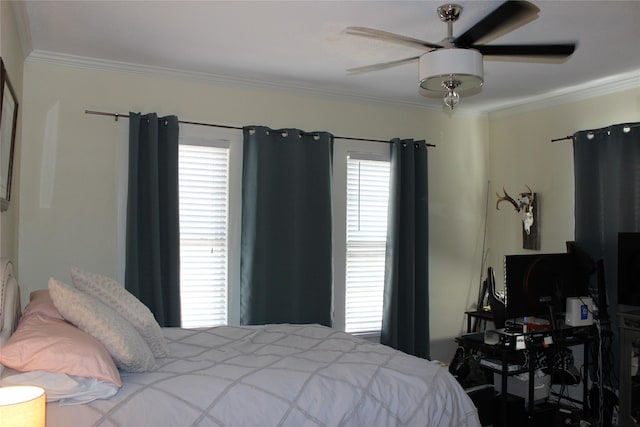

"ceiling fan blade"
[347,56,420,74]
[346,26,442,50]
[455,1,540,47]
[474,43,576,59]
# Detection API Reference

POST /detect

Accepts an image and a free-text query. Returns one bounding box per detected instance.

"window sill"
[351,331,381,343]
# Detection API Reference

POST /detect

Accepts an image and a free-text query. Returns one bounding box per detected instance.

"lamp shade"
[0,386,46,427]
[419,48,484,92]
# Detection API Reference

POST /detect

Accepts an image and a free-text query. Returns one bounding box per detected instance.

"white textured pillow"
[70,266,168,358]
[48,278,156,373]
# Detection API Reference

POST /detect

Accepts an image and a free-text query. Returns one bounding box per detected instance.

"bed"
[0,261,480,427]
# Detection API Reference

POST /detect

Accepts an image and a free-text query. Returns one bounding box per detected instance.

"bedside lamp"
[0,386,46,427]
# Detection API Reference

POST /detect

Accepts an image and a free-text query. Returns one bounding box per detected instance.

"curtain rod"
[551,135,573,143]
[85,110,436,147]
[551,123,640,143]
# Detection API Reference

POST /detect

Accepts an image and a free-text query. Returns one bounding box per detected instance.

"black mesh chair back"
[486,267,506,329]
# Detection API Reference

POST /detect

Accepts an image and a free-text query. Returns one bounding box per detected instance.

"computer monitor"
[618,232,640,307]
[504,253,588,322]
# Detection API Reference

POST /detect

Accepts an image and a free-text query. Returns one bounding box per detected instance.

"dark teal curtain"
[125,112,181,327]
[574,123,640,388]
[240,126,334,326]
[574,122,640,313]
[381,138,429,358]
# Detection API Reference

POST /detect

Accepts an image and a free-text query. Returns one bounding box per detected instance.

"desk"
[456,326,598,427]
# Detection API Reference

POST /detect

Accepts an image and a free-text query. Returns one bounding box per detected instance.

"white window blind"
[345,155,391,334]
[179,143,230,328]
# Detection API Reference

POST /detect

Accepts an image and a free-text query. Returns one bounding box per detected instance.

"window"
[344,154,391,334]
[175,128,390,333]
[178,141,230,328]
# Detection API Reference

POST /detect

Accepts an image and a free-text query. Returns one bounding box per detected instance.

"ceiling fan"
[346,1,576,110]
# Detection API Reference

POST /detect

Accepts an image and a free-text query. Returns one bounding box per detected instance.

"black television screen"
[618,232,640,307]
[504,253,588,320]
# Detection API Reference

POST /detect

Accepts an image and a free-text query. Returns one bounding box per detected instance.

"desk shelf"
[456,326,600,427]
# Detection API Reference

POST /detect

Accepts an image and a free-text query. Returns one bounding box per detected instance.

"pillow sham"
[22,289,64,320]
[0,312,121,386]
[70,266,168,358]
[48,278,156,373]
[0,368,119,405]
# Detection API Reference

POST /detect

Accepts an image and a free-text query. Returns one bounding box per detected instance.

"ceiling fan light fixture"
[419,48,483,109]
[442,79,460,110]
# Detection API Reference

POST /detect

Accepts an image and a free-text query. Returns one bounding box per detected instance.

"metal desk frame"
[456,327,597,426]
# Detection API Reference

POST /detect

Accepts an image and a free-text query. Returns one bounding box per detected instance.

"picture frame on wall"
[0,58,18,212]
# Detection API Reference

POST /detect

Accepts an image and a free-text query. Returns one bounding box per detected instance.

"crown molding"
[26,50,439,112]
[10,1,32,60]
[26,50,639,119]
[487,69,640,118]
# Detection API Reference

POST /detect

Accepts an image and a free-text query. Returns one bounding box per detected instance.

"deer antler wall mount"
[496,185,539,250]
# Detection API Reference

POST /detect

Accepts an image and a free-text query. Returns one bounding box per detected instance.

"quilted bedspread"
[46,324,480,427]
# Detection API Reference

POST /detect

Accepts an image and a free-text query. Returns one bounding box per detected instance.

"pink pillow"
[0,313,122,386]
[22,289,64,320]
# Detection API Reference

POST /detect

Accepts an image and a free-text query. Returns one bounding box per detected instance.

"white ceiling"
[15,0,640,113]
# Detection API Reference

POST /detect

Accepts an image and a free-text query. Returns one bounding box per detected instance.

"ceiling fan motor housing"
[419,48,484,92]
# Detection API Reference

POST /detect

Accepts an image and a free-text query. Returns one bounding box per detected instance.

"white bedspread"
[46,324,479,427]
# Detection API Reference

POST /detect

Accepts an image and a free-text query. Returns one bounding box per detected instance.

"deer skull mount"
[496,185,539,250]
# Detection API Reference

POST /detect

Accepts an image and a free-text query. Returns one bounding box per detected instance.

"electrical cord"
[568,296,618,426]
[585,312,617,426]
[597,319,604,425]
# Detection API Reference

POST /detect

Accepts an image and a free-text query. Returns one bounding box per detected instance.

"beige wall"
[428,115,489,357]
[487,88,640,291]
[1,2,24,273]
[18,59,489,362]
